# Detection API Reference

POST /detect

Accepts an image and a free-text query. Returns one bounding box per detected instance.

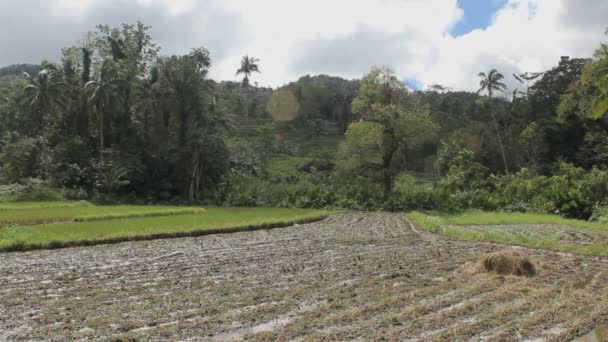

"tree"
[530,56,590,120]
[519,122,547,173]
[478,68,509,173]
[236,55,260,117]
[341,67,438,195]
[236,55,260,87]
[21,63,69,136]
[592,44,608,119]
[512,72,543,99]
[85,59,127,162]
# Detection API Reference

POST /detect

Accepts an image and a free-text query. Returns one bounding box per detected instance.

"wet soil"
[1,212,607,341]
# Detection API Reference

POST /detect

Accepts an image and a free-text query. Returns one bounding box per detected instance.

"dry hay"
[467,248,537,277]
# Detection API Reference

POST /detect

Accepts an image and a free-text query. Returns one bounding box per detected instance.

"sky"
[0,0,607,92]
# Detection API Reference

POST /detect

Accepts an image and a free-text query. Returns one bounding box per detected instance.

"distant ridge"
[0,64,40,81]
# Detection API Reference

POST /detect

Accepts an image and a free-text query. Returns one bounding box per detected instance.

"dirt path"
[1,212,608,341]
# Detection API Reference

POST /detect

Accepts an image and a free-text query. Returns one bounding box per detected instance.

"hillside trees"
[0,22,229,200]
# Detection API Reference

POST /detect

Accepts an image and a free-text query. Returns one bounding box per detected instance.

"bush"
[0,183,27,200]
[15,184,63,202]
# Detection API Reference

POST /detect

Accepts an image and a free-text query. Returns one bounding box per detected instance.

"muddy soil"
[1,212,608,341]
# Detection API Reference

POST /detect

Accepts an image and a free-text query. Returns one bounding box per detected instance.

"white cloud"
[1,0,607,90]
[417,0,608,92]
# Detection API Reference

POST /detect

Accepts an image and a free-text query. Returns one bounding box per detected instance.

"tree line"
[1,22,608,218]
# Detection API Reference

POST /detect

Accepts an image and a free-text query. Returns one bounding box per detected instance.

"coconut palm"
[478,69,509,173]
[21,63,69,135]
[236,55,260,87]
[85,59,127,162]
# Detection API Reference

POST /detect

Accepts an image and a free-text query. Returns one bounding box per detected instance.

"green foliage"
[342,67,439,194]
[0,178,63,202]
[228,144,263,176]
[2,21,608,221]
[438,148,487,192]
[336,121,383,177]
[592,45,608,119]
[217,174,384,210]
[0,134,52,182]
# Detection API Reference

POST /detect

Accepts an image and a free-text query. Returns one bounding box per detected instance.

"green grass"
[0,207,334,252]
[0,200,92,211]
[0,204,206,227]
[409,211,608,257]
[439,210,608,231]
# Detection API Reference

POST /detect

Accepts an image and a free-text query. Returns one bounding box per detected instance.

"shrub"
[15,184,63,202]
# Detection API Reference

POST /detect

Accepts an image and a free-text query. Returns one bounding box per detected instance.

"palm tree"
[85,59,127,162]
[478,69,509,173]
[236,55,260,117]
[236,55,260,87]
[21,63,69,135]
[512,72,543,99]
[134,66,161,147]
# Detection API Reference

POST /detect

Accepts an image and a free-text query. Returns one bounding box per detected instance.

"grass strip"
[0,205,206,228]
[440,210,608,231]
[0,207,334,252]
[0,200,93,211]
[409,211,608,257]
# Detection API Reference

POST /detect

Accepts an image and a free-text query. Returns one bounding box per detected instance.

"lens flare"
[267,89,300,122]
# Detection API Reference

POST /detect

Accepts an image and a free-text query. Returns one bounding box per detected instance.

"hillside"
[0,64,39,82]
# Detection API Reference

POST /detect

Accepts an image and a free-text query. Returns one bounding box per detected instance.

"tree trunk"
[383,168,392,196]
[243,86,249,118]
[100,109,104,163]
[489,98,509,174]
[381,130,398,196]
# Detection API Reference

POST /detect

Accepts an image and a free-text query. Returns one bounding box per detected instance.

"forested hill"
[0,64,40,81]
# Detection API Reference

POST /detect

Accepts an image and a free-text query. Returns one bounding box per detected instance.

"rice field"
[0,203,206,227]
[0,202,333,252]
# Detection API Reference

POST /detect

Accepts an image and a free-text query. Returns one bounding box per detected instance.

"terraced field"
[1,212,607,341]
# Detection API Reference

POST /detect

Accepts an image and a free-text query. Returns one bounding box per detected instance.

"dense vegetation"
[2,22,608,221]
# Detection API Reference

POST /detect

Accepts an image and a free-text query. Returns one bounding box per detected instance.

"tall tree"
[512,72,543,99]
[342,67,438,195]
[21,63,69,136]
[593,44,608,118]
[478,68,509,173]
[236,55,260,117]
[236,55,260,87]
[85,59,127,162]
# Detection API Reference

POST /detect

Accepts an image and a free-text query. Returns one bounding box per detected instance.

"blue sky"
[451,0,509,36]
[406,0,510,90]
